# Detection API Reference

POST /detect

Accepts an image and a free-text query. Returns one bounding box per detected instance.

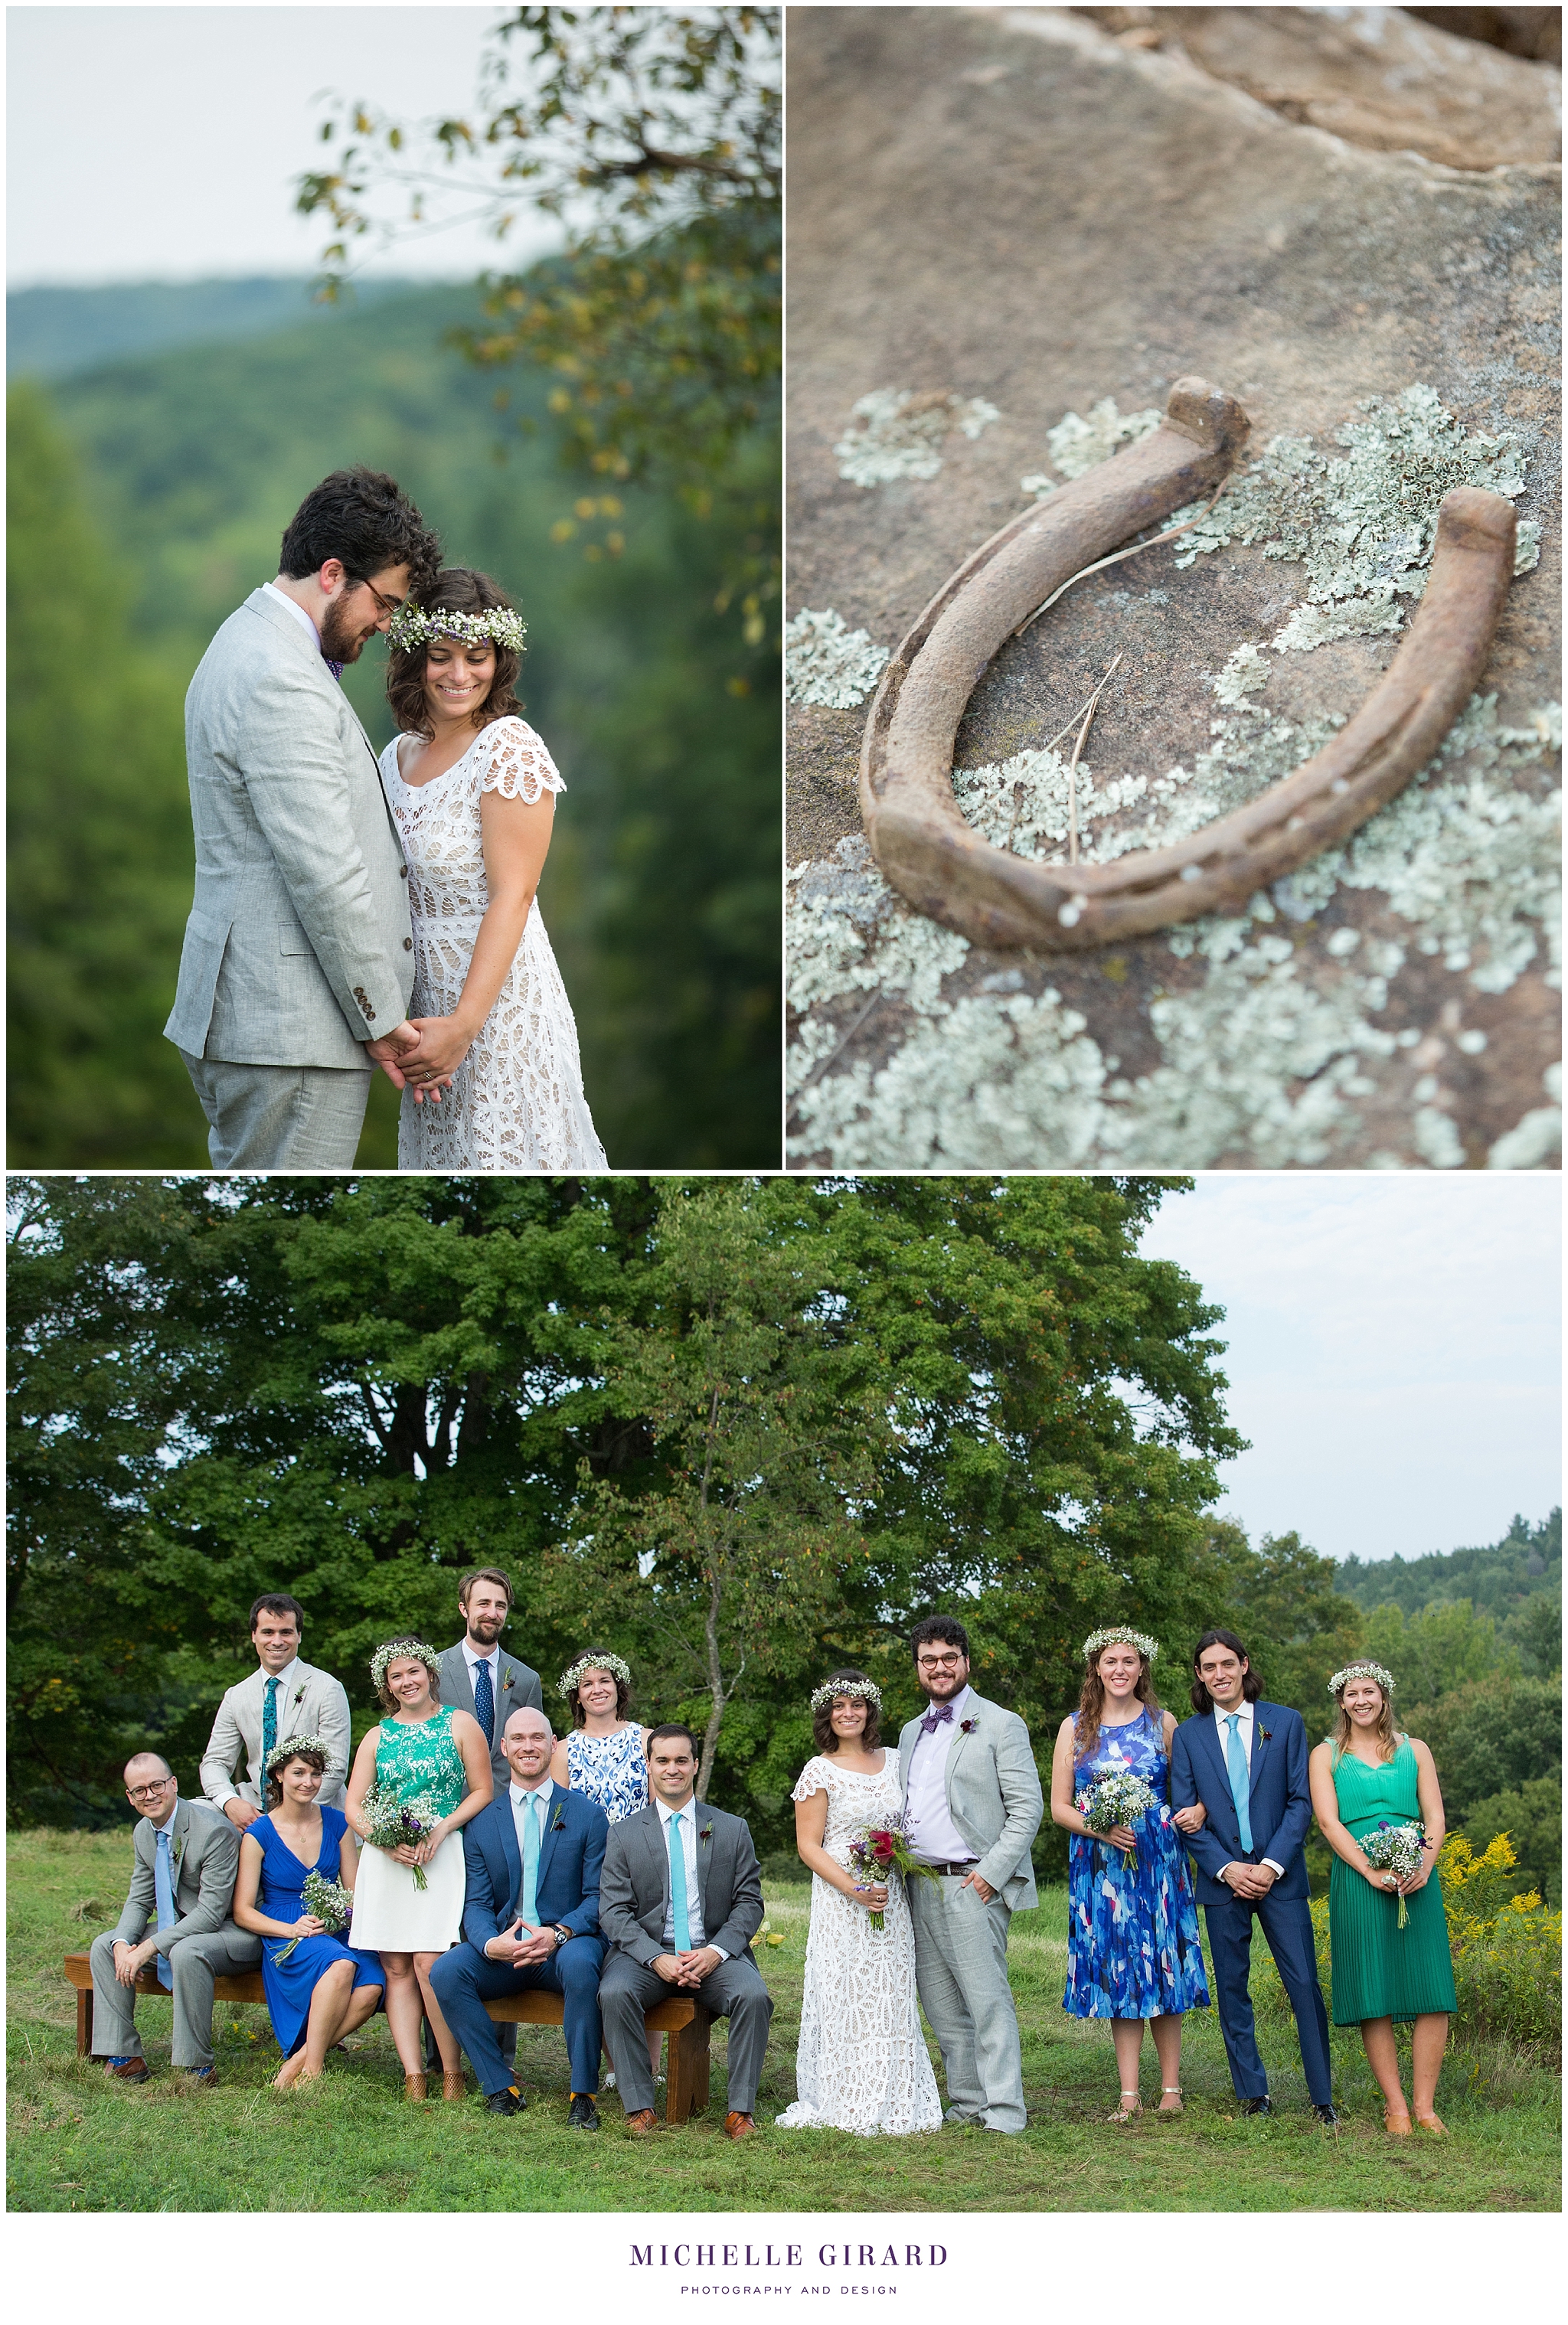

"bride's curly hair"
[1074,1644,1160,1765]
[387,567,524,739]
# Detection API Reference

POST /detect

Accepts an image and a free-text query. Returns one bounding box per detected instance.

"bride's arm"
[400,779,557,1087]
[793,1787,887,1912]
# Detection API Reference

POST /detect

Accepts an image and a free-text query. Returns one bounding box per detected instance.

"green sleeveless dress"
[374,1705,466,1814]
[1327,1736,1457,2026]
[349,1705,471,1953]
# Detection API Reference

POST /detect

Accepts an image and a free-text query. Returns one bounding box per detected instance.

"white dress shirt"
[903,1684,979,1866]
[1212,1699,1285,1880]
[261,581,322,648]
[655,1794,725,1958]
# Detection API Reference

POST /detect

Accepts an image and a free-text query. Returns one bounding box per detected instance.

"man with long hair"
[1170,1628,1338,2124]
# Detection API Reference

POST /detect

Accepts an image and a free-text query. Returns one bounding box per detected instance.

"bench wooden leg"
[665,2011,711,2124]
[77,1984,93,2059]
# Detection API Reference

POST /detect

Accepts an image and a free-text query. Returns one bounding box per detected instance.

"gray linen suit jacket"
[598,1801,766,1967]
[164,585,414,1067]
[199,1659,352,1811]
[898,1692,1044,1912]
[435,1644,544,1790]
[113,1797,243,1954]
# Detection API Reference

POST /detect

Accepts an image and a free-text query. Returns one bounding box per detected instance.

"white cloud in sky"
[1138,1174,1560,1566]
[8,5,560,286]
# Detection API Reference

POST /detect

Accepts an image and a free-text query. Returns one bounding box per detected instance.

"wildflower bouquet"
[844,1819,941,1932]
[362,1790,441,1889]
[1360,1820,1426,1928]
[1076,1771,1158,1860]
[274,1869,354,1962]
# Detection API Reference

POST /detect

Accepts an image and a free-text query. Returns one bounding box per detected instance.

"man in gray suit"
[165,466,446,1167]
[435,1567,544,1791]
[89,1753,260,2084]
[899,1615,1043,2134]
[200,1594,351,1827]
[598,1724,773,2139]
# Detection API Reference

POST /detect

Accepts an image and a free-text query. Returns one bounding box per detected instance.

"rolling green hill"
[6,277,421,383]
[8,282,779,1166]
[1337,1510,1561,1621]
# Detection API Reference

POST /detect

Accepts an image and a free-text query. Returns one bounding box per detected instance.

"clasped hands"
[1221,1861,1278,1900]
[485,1917,562,1967]
[113,1938,162,1987]
[653,1945,722,1988]
[390,1820,446,1870]
[365,1016,475,1101]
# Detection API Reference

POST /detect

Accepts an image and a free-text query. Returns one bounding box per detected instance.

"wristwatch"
[551,1924,573,1947]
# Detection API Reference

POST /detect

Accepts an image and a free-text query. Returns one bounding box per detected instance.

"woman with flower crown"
[377,568,607,1170]
[549,1649,660,2091]
[776,1670,942,2136]
[1309,1661,1455,2136]
[1050,1628,1210,2121]
[345,1638,493,2101]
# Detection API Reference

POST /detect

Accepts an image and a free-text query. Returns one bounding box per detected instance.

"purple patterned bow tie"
[920,1703,954,1734]
[323,656,345,682]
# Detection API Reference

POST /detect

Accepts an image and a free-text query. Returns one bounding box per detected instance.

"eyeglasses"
[126,1778,174,1802]
[916,1653,964,1670]
[353,576,406,620]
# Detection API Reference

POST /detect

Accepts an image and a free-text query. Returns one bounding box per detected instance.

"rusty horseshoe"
[858,375,1518,952]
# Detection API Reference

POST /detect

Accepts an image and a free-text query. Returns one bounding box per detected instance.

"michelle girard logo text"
[630,2242,949,2287]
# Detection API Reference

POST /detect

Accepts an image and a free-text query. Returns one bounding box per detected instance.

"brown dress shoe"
[724,2111,757,2140]
[624,2108,658,2135]
[104,2059,149,2083]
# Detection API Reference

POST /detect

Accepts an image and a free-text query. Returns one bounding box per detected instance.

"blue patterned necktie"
[472,1657,495,1749]
[262,1675,280,1789]
[668,1811,691,1950]
[1224,1714,1253,1854]
[520,1789,543,1923]
[153,1828,177,1990]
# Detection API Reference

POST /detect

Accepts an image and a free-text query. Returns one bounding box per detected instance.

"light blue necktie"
[668,1811,691,1951]
[1224,1714,1253,1855]
[153,1828,177,1990]
[520,1790,543,1923]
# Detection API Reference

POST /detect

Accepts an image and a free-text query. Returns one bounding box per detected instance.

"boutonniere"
[550,1804,567,1832]
[292,1685,306,1707]
[502,1668,514,1690]
[699,1820,714,1847]
[959,1719,978,1735]
[172,1834,185,1865]
[1258,1727,1272,1742]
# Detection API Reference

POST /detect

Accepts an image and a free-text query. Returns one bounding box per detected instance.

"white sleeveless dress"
[775,1752,942,2136]
[377,715,608,1171]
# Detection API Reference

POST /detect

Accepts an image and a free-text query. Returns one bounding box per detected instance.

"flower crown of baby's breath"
[264,1732,332,1777]
[387,600,527,656]
[809,1676,883,1713]
[557,1651,632,1701]
[1082,1626,1158,1664]
[1328,1660,1395,1698]
[370,1637,439,1693]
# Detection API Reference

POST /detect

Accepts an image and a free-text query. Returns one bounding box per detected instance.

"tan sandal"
[1108,2089,1142,2124]
[1413,2111,1447,2136]
[1383,2105,1413,2137]
[403,2072,428,2102]
[1157,2085,1184,2115]
[443,2070,467,2101]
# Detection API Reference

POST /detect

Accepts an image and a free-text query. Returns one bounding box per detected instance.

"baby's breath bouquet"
[1076,1771,1158,1860]
[363,1790,441,1889]
[274,1869,354,1962]
[1359,1820,1426,1928]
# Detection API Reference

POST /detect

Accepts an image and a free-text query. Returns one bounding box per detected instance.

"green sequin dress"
[1327,1737,1456,2026]
[350,1706,471,1951]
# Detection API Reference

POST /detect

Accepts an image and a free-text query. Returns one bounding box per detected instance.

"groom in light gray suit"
[899,1615,1043,2134]
[165,466,446,1167]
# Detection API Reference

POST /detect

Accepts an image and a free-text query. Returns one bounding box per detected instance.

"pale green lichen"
[785,608,890,709]
[835,388,1001,487]
[1044,397,1162,482]
[1487,1065,1561,1169]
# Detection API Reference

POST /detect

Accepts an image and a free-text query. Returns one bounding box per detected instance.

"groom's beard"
[318,597,377,665]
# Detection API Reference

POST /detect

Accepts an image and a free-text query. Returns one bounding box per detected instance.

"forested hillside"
[5,277,419,381]
[8,280,779,1167]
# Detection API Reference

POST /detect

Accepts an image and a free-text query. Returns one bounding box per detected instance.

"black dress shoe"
[1241,2095,1274,2117]
[485,2086,527,2116]
[567,2094,600,2131]
[1312,2102,1341,2127]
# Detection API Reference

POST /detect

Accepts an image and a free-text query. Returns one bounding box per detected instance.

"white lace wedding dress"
[378,716,608,1170]
[775,1752,942,2137]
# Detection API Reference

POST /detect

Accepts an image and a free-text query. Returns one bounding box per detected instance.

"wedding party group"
[165,466,606,1171]
[90,1576,1459,2141]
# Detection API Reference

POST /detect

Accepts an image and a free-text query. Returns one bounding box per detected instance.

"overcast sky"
[1138,1174,1560,1568]
[8,5,557,285]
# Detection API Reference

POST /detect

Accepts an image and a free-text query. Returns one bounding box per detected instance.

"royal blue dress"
[1063,1706,1210,2021]
[253,1805,384,2057]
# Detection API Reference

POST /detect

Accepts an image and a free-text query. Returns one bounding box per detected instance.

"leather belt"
[923,1860,980,1877]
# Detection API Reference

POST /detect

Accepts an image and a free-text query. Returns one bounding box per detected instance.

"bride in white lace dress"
[776,1671,942,2137]
[377,569,607,1170]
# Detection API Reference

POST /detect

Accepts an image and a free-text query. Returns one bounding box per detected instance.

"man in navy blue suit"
[1170,1628,1338,2125]
[430,1704,609,2126]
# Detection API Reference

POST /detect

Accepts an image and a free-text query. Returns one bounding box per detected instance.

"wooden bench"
[62,1953,712,2123]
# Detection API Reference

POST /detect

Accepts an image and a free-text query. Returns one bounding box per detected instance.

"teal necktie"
[1224,1714,1253,1854]
[153,1828,177,1990]
[262,1675,280,1788]
[521,1790,543,1923]
[668,1811,691,1950]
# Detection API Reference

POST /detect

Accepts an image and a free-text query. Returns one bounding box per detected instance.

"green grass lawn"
[8,1830,1560,2212]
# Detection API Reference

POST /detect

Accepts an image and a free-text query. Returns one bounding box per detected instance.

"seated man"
[598,1723,773,2140]
[88,1752,261,2085]
[430,1706,609,2127]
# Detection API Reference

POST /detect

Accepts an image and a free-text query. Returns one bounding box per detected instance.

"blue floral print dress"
[564,1723,648,1824]
[1063,1706,1210,2020]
